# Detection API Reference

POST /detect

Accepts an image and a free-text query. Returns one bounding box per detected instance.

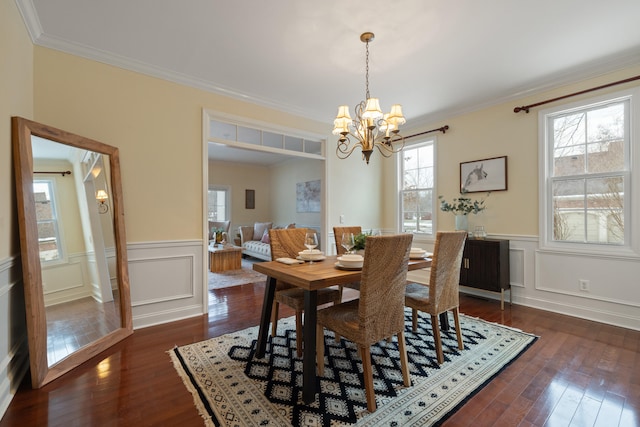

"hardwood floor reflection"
[1,285,638,426]
[46,294,121,365]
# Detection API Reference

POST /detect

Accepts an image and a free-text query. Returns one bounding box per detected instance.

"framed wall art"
[460,156,508,193]
[245,189,255,209]
[296,180,321,213]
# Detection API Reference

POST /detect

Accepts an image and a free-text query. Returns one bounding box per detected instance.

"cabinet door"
[460,240,502,292]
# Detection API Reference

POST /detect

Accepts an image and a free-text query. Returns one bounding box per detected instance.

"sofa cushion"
[260,228,270,244]
[253,222,273,240]
[242,240,271,260]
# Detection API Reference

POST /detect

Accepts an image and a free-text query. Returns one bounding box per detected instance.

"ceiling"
[19,1,640,165]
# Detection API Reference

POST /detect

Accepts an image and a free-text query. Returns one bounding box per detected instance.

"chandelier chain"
[365,39,370,100]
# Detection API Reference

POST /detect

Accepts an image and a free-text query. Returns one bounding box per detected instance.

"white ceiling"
[18,0,640,164]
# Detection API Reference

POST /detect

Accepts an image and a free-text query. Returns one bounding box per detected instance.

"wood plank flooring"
[1,283,638,426]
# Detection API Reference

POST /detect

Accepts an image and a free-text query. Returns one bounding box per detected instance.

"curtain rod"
[34,171,72,176]
[514,74,640,113]
[404,125,450,140]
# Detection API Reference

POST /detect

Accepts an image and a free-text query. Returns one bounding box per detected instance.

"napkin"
[276,257,304,265]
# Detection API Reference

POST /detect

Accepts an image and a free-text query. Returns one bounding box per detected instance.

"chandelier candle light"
[333,32,406,164]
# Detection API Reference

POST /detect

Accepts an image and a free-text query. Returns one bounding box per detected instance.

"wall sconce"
[96,189,109,214]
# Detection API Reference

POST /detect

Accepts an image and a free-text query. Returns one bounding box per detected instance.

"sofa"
[239,222,296,261]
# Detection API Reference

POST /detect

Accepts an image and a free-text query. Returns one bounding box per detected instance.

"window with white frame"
[399,139,435,235]
[540,88,638,252]
[33,180,64,262]
[208,187,230,221]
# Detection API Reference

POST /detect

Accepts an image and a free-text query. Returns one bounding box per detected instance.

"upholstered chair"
[316,234,413,412]
[268,228,341,357]
[405,231,467,364]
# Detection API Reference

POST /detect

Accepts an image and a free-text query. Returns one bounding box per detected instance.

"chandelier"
[333,32,406,164]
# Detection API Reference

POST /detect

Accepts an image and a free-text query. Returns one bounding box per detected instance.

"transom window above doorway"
[208,114,325,159]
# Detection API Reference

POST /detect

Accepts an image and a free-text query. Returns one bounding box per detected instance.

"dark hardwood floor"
[1,282,638,426]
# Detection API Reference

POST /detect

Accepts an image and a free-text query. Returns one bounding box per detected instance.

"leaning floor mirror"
[12,117,133,388]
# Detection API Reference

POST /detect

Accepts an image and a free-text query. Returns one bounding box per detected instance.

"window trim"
[397,137,437,239]
[538,86,640,258]
[33,178,67,264]
[208,185,231,222]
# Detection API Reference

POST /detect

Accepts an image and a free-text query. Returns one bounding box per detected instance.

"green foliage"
[353,230,373,250]
[438,192,490,215]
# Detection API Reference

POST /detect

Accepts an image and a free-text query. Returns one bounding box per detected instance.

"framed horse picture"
[460,156,507,193]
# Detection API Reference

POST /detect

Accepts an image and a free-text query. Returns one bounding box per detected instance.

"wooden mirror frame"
[12,117,133,388]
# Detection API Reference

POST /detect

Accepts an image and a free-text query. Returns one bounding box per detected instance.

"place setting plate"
[334,262,362,271]
[297,255,326,262]
[297,250,326,262]
[334,255,364,270]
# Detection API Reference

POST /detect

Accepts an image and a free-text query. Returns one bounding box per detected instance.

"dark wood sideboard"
[459,237,511,310]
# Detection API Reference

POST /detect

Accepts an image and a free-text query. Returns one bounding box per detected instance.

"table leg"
[302,289,318,404]
[255,276,277,358]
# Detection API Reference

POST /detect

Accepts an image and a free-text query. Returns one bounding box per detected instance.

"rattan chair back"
[333,226,362,255]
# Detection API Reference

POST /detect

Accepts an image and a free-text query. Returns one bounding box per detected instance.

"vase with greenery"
[210,227,226,244]
[438,192,490,231]
[353,230,373,252]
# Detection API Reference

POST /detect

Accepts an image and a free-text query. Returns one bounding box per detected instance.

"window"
[540,88,638,253]
[208,187,230,221]
[399,140,435,235]
[33,180,63,262]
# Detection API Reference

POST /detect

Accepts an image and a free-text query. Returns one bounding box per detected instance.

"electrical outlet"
[579,279,589,292]
[339,214,345,224]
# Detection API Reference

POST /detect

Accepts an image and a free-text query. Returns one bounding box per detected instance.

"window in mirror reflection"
[34,180,64,262]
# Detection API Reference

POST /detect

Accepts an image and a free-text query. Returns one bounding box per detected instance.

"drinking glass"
[341,232,355,254]
[304,232,319,263]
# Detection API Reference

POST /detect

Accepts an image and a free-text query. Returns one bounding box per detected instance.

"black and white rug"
[170,309,537,426]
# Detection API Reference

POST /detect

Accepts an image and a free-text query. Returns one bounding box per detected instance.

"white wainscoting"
[399,233,639,331]
[128,240,206,328]
[0,255,29,421]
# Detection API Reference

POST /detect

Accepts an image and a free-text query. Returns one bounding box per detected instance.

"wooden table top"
[253,255,431,291]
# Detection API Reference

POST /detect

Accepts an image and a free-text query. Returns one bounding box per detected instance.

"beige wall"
[381,65,640,237]
[1,0,33,416]
[1,0,33,257]
[208,160,273,233]
[33,46,329,243]
[270,158,323,228]
[326,150,385,233]
[208,157,324,241]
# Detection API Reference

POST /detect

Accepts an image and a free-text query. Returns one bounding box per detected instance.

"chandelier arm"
[336,133,364,159]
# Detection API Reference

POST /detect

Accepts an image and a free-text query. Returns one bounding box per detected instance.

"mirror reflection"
[32,137,121,366]
[13,116,132,388]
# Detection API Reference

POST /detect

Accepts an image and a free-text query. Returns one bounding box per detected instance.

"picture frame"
[296,180,321,213]
[245,189,255,209]
[460,156,507,193]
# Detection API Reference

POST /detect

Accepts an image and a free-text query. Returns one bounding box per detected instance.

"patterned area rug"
[170,309,537,426]
[209,258,266,289]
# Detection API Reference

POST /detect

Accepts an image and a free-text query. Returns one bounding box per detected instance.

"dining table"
[253,254,431,404]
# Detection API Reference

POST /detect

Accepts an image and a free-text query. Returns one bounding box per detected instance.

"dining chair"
[268,228,341,357]
[316,234,413,413]
[333,226,362,255]
[404,231,467,365]
[333,226,362,295]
